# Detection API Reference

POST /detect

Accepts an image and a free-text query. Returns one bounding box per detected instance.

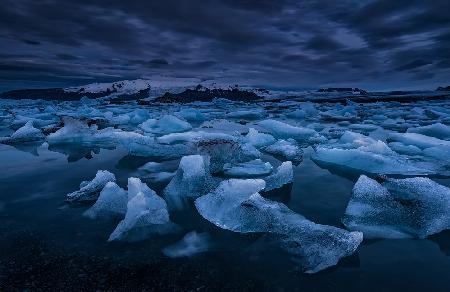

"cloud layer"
[0,0,449,90]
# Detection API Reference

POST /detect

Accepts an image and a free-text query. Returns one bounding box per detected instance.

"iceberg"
[264,139,303,164]
[139,115,192,135]
[313,146,427,176]
[312,131,430,176]
[1,121,44,143]
[226,109,266,119]
[388,132,450,149]
[195,179,363,273]
[83,182,127,219]
[162,231,210,258]
[342,175,450,239]
[175,108,205,122]
[259,119,318,142]
[157,131,234,145]
[407,123,450,140]
[66,170,116,202]
[263,161,294,192]
[223,159,273,177]
[196,138,261,173]
[109,178,175,241]
[163,155,216,209]
[244,128,276,148]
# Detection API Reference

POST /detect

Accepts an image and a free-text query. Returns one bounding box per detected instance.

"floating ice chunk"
[195,179,362,273]
[223,159,273,177]
[139,115,192,135]
[313,146,427,175]
[388,142,422,156]
[175,108,205,122]
[83,182,127,219]
[164,155,216,209]
[197,138,261,173]
[287,109,306,119]
[407,123,450,140]
[348,123,379,132]
[1,121,44,143]
[226,109,265,119]
[338,131,377,148]
[313,131,430,175]
[47,117,94,143]
[244,128,276,148]
[157,131,234,144]
[321,105,357,121]
[388,132,450,149]
[264,161,294,191]
[66,170,116,202]
[259,119,318,142]
[126,140,191,158]
[423,145,450,163]
[109,178,174,241]
[128,109,151,124]
[163,231,210,258]
[264,139,303,164]
[343,175,450,239]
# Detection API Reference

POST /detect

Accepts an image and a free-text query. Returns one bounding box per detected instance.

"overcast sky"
[0,0,449,91]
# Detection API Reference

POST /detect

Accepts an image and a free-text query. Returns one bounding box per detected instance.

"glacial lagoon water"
[1,142,450,291]
[1,95,450,290]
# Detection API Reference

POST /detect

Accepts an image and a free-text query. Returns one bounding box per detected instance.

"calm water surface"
[1,143,450,291]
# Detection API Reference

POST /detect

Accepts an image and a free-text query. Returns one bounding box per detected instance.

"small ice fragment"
[343,175,450,239]
[83,182,127,219]
[1,121,44,143]
[259,119,318,141]
[226,109,265,119]
[244,128,276,148]
[196,138,261,173]
[175,108,205,122]
[407,123,450,140]
[109,178,174,241]
[388,132,450,149]
[223,159,273,177]
[264,161,294,191]
[139,115,192,135]
[163,155,216,209]
[264,139,303,164]
[66,170,116,203]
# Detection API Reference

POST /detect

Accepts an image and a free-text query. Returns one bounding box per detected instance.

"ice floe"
[109,178,176,241]
[259,119,319,142]
[164,155,217,209]
[223,159,273,177]
[263,161,294,192]
[66,170,116,202]
[83,182,127,219]
[139,115,192,135]
[343,175,450,239]
[263,139,303,164]
[0,120,44,143]
[244,128,276,148]
[195,179,363,273]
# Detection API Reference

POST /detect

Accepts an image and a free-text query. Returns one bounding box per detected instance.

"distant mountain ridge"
[1,78,449,103]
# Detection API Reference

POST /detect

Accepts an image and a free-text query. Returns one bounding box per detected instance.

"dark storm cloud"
[0,0,449,90]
